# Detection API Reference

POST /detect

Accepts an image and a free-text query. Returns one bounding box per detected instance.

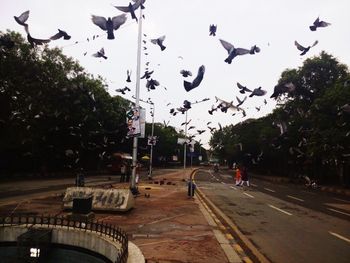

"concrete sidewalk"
[0,168,243,263]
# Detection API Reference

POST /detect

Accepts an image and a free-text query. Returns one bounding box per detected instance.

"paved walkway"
[0,168,242,263]
[1,168,349,262]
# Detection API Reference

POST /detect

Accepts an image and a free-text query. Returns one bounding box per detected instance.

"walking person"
[239,165,250,187]
[235,165,242,186]
[135,162,141,185]
[120,162,126,183]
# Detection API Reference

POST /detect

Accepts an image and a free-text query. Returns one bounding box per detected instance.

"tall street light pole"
[149,103,155,179]
[130,7,143,192]
[183,110,188,171]
[136,97,155,179]
[182,98,209,173]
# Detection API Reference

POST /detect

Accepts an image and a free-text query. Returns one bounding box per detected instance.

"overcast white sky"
[1,0,350,148]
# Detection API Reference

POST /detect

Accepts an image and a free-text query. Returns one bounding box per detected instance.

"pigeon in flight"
[249,87,267,97]
[180,70,192,77]
[270,82,296,98]
[92,48,107,59]
[236,96,247,107]
[183,100,191,109]
[91,14,127,40]
[114,0,145,22]
[249,45,261,54]
[309,17,331,31]
[141,70,153,79]
[126,70,132,82]
[219,39,250,64]
[177,107,188,114]
[115,87,131,95]
[294,40,318,56]
[184,65,205,92]
[14,10,29,27]
[150,35,166,51]
[237,82,252,94]
[50,29,71,40]
[207,126,216,133]
[209,24,217,36]
[24,26,50,47]
[215,96,241,113]
[146,79,160,91]
[197,130,206,134]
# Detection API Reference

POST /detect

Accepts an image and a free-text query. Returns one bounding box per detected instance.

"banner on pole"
[126,106,141,137]
[139,107,146,138]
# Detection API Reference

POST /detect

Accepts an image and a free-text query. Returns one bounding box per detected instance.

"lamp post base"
[130,186,140,196]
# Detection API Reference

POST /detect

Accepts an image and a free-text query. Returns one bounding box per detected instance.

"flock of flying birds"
[11,2,336,152]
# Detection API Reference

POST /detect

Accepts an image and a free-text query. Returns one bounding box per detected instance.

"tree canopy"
[0,30,131,174]
[0,30,202,176]
[210,52,350,185]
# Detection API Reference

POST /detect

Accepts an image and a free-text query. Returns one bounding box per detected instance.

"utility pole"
[130,7,143,192]
[149,103,155,179]
[183,110,188,171]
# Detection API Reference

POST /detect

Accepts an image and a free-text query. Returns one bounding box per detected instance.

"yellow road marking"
[243,256,253,263]
[226,233,234,240]
[233,244,243,253]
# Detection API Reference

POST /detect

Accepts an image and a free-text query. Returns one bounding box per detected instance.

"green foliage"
[209,52,350,184]
[0,30,131,174]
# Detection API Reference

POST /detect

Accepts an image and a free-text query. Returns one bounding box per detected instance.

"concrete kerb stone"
[191,169,244,263]
[127,241,145,263]
[0,224,134,263]
[195,187,271,263]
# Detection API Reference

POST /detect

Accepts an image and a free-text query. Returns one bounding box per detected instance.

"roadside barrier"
[0,214,128,263]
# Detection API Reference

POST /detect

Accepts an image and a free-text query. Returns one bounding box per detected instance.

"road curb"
[195,196,242,263]
[192,169,271,263]
[196,187,271,263]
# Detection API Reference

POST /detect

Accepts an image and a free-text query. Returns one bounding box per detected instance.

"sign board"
[63,187,135,212]
[139,107,146,138]
[148,136,157,146]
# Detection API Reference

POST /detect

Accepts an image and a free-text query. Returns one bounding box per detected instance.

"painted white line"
[287,195,304,202]
[230,186,237,190]
[264,188,275,193]
[333,197,350,203]
[243,192,254,198]
[268,204,292,216]
[301,190,316,195]
[250,183,258,187]
[329,231,350,243]
[327,208,350,217]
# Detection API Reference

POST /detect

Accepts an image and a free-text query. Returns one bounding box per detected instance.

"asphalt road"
[0,175,119,203]
[195,168,350,263]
